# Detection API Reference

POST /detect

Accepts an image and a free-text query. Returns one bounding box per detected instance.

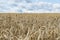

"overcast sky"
[0,0,60,13]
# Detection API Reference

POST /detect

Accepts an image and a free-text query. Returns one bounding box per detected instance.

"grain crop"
[0,14,60,40]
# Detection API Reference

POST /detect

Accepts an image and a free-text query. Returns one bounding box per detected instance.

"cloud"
[0,0,60,13]
[20,1,60,13]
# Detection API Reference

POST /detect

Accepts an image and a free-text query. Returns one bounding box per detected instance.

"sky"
[0,0,60,13]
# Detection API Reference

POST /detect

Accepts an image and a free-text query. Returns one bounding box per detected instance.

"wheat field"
[0,14,60,40]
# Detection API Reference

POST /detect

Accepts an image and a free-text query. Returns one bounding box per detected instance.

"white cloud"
[52,3,60,8]
[0,0,60,13]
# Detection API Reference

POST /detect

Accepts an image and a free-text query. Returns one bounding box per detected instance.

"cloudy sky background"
[0,0,60,13]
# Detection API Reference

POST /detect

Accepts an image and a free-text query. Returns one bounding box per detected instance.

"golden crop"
[0,14,60,40]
